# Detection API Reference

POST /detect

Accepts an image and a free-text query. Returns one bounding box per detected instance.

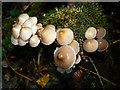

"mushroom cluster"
[83,27,109,53]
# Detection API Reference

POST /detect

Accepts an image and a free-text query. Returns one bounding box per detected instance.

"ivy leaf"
[10,7,19,16]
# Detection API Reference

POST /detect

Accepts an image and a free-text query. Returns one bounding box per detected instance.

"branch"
[109,39,120,45]
[79,65,120,87]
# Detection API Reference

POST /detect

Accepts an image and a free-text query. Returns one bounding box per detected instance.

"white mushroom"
[32,25,37,35]
[75,54,81,64]
[29,35,40,47]
[85,27,97,39]
[44,25,55,31]
[40,28,56,45]
[83,39,98,53]
[36,23,42,30]
[20,27,32,41]
[29,17,37,25]
[12,24,21,38]
[54,45,76,73]
[18,37,28,46]
[22,20,32,28]
[56,28,74,45]
[18,13,29,25]
[11,35,18,45]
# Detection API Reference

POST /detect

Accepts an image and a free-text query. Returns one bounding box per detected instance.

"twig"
[85,56,104,87]
[79,65,120,87]
[109,39,120,45]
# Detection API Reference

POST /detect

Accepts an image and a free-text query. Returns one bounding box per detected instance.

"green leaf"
[10,7,19,16]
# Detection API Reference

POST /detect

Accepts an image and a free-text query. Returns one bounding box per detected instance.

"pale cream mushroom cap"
[68,40,80,55]
[18,37,28,46]
[97,38,109,52]
[29,35,40,47]
[83,39,98,53]
[36,23,42,30]
[56,28,74,45]
[29,17,37,25]
[18,13,29,25]
[85,27,97,39]
[75,54,81,64]
[32,25,37,35]
[54,45,76,70]
[20,27,32,41]
[44,25,55,31]
[22,20,32,28]
[96,27,106,38]
[41,29,56,45]
[11,35,18,45]
[12,24,21,38]
[37,28,44,37]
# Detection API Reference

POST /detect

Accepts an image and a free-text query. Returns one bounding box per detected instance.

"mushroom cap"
[68,40,80,55]
[44,25,55,31]
[11,35,18,45]
[29,35,40,47]
[18,13,29,25]
[36,23,42,30]
[22,20,32,28]
[18,37,28,46]
[41,28,56,45]
[56,28,74,45]
[83,39,98,53]
[54,45,76,69]
[85,27,97,39]
[37,28,44,37]
[96,27,106,38]
[97,38,109,52]
[12,24,21,38]
[32,25,37,35]
[75,54,81,64]
[29,17,37,25]
[20,27,32,41]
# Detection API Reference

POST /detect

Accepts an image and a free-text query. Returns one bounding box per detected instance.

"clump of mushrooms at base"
[11,13,109,74]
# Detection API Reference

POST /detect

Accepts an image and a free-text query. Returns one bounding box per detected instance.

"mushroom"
[44,25,55,31]
[83,39,98,53]
[11,35,18,45]
[29,17,37,25]
[54,45,76,73]
[97,38,109,52]
[18,13,29,25]
[32,25,37,35]
[68,40,80,55]
[40,28,56,45]
[29,35,40,47]
[85,27,97,39]
[75,54,81,64]
[37,28,44,37]
[22,20,32,28]
[12,24,21,38]
[20,27,32,41]
[56,28,74,45]
[18,37,28,46]
[96,27,106,38]
[36,23,42,30]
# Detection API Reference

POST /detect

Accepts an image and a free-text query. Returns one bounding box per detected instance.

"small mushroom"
[97,38,109,52]
[20,27,32,41]
[12,24,21,38]
[83,39,98,53]
[29,17,37,25]
[44,25,55,31]
[18,37,28,46]
[32,25,37,35]
[68,40,80,55]
[29,35,40,47]
[40,28,56,45]
[85,27,97,39]
[36,23,42,30]
[22,20,32,28]
[56,28,74,45]
[75,54,81,64]
[11,35,18,45]
[96,27,106,38]
[18,13,29,25]
[37,28,44,37]
[54,45,76,73]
